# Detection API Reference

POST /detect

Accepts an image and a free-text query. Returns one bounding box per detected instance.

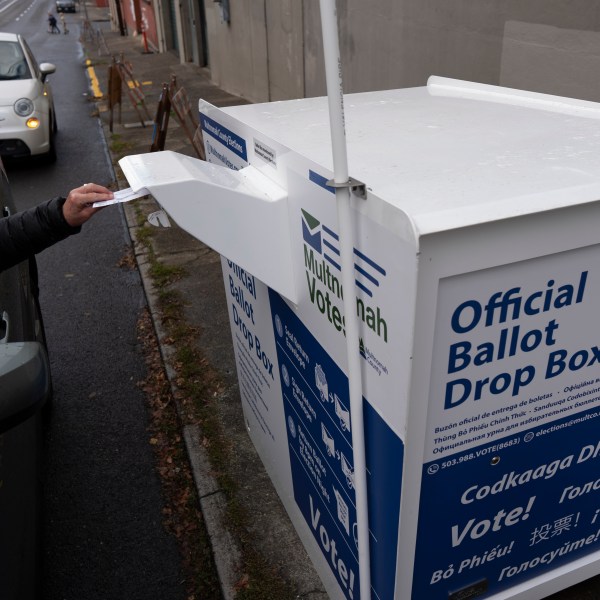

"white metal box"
[122,77,600,600]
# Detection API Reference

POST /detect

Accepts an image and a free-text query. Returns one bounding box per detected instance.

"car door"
[0,161,52,600]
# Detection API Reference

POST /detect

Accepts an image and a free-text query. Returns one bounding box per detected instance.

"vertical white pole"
[318,1,371,598]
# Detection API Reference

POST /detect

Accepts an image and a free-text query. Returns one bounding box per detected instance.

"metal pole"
[318,1,371,598]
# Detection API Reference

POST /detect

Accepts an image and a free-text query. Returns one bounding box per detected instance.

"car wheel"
[37,293,54,423]
[29,259,54,421]
[43,125,57,164]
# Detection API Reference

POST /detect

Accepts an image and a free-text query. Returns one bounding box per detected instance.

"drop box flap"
[119,151,297,303]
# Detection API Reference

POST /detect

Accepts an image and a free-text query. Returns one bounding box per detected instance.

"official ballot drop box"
[120,76,600,599]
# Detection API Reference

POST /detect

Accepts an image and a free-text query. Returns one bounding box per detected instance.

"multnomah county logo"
[301,208,390,345]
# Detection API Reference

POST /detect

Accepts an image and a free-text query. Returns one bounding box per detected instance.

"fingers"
[63,182,114,227]
[73,183,114,207]
[79,182,114,198]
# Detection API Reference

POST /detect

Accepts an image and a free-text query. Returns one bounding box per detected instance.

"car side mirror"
[0,342,51,434]
[39,62,56,83]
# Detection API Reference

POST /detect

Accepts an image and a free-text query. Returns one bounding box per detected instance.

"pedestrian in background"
[48,13,60,34]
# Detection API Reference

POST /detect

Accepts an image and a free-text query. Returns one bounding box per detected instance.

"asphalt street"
[0,1,188,598]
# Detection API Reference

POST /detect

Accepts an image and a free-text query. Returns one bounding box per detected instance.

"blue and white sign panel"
[415,245,600,599]
[269,289,403,600]
[200,113,248,170]
[200,107,410,599]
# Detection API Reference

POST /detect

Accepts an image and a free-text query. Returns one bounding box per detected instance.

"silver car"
[55,0,77,13]
[0,160,52,599]
[0,33,57,161]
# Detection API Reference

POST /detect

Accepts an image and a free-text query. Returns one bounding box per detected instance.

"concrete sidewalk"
[80,4,327,600]
[79,5,600,600]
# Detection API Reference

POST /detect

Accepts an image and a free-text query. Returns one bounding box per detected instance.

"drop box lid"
[216,76,600,235]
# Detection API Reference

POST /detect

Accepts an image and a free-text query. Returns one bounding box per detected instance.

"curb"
[122,200,242,600]
[183,423,241,600]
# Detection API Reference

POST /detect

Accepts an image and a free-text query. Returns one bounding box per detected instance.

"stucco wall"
[264,0,304,101]
[204,1,269,102]
[203,0,600,104]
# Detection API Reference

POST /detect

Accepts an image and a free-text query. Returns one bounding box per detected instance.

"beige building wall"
[204,1,270,102]
[202,0,600,104]
[264,0,305,101]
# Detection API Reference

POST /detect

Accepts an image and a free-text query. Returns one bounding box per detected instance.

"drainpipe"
[112,0,127,36]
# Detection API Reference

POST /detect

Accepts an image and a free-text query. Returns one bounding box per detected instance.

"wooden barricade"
[171,87,206,160]
[150,83,171,152]
[96,29,110,56]
[116,54,153,127]
[107,54,153,130]
[147,75,207,160]
[107,58,122,133]
[192,126,206,161]
[81,20,109,55]
[168,77,206,160]
[80,19,94,43]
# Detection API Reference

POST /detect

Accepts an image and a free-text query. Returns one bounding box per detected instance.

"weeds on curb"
[132,205,295,600]
[137,308,222,600]
[110,133,133,158]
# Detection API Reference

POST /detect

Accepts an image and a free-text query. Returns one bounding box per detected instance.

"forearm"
[0,197,80,272]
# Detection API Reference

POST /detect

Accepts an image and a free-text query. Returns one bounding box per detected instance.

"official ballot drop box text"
[125,76,600,599]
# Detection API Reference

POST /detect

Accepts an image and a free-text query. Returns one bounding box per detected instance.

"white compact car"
[0,33,57,162]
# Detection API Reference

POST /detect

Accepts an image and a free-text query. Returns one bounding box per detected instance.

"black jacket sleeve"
[0,196,81,272]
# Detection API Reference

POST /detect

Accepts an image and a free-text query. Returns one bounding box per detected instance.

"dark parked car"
[55,0,76,13]
[0,160,52,599]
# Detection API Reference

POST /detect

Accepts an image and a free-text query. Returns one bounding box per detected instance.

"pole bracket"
[326,177,367,199]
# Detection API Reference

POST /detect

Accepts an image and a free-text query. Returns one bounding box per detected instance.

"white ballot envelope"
[92,186,149,208]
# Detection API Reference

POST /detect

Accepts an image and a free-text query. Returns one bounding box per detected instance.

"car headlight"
[14,98,34,117]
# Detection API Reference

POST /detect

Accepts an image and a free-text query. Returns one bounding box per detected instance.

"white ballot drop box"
[120,76,600,600]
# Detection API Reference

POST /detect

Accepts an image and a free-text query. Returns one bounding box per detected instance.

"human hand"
[63,183,114,227]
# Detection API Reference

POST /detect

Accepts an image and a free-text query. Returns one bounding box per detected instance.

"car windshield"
[0,41,31,81]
